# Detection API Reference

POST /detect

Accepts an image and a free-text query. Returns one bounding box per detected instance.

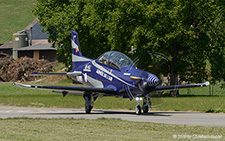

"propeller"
[128,51,169,109]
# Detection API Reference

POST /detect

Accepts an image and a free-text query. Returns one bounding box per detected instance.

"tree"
[33,0,225,90]
[130,0,225,95]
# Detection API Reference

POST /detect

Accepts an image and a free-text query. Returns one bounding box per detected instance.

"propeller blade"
[130,76,142,82]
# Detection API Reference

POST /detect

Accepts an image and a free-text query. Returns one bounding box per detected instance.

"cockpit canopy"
[97,51,134,69]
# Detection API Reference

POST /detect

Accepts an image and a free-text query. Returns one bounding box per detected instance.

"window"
[108,52,134,69]
[97,51,134,69]
[97,52,110,65]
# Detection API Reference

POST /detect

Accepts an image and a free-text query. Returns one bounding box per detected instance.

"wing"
[13,82,116,96]
[153,81,210,92]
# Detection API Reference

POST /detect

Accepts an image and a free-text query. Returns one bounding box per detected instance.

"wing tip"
[202,81,210,86]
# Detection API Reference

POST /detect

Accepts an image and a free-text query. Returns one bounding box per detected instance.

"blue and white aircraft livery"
[14,30,210,115]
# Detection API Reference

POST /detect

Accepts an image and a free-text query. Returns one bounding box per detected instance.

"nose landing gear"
[135,95,151,115]
[135,97,142,115]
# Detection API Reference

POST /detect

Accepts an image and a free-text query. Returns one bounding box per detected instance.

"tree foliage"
[33,0,225,85]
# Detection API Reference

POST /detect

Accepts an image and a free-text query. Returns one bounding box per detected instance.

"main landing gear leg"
[83,92,97,114]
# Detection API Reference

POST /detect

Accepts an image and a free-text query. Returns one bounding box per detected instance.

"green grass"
[1,82,225,113]
[0,82,225,140]
[0,0,36,44]
[0,118,224,140]
[179,85,225,96]
[158,97,225,113]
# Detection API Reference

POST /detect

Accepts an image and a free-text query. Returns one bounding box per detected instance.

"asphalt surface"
[0,105,225,127]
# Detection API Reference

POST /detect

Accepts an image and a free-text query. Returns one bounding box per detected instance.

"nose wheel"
[142,105,149,113]
[135,95,151,115]
[135,97,142,115]
[143,95,151,113]
[135,105,142,115]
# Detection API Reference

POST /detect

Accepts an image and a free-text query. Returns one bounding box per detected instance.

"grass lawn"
[0,0,36,44]
[0,118,224,140]
[0,82,224,140]
[0,82,225,113]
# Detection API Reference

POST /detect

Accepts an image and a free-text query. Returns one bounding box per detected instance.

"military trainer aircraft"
[14,30,210,115]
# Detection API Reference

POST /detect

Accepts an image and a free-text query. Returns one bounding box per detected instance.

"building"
[16,44,57,62]
[0,18,57,62]
[0,42,13,56]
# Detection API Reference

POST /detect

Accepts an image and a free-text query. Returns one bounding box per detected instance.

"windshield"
[97,51,110,65]
[97,51,134,69]
[108,51,134,69]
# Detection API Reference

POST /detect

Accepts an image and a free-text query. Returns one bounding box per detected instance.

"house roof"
[0,42,13,49]
[25,18,39,30]
[14,44,57,51]
[1,18,51,52]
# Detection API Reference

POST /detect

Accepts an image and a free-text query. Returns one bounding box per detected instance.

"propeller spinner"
[130,73,159,91]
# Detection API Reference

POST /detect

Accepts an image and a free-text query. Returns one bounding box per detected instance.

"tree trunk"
[169,42,180,97]
[170,70,180,97]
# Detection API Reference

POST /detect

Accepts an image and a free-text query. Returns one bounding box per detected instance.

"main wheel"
[85,105,92,114]
[84,93,93,114]
[135,105,142,115]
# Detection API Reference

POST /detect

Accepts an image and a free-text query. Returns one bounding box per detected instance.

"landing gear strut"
[143,95,151,114]
[135,95,151,115]
[83,92,98,114]
[135,97,142,115]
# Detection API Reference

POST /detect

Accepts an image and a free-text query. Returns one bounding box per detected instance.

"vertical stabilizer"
[71,30,92,70]
[71,30,82,56]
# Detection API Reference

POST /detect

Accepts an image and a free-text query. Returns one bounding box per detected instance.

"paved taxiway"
[0,105,224,127]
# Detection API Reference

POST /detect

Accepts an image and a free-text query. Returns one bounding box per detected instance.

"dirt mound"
[0,57,57,82]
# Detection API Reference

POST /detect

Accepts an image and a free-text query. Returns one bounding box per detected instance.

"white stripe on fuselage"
[72,54,92,62]
[92,60,135,87]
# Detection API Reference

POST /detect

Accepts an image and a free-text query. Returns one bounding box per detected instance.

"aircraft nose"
[147,74,159,86]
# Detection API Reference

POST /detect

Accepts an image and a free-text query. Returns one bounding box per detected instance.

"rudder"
[71,30,82,56]
[71,30,92,70]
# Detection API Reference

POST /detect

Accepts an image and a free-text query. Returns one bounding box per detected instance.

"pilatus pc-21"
[14,30,210,115]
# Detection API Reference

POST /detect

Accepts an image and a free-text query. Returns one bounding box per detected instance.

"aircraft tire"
[84,93,92,114]
[135,105,142,115]
[85,105,92,114]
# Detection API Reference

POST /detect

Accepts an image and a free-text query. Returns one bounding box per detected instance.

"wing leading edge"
[13,82,116,95]
[153,81,210,92]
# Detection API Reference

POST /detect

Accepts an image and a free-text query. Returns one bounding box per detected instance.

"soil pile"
[0,57,57,82]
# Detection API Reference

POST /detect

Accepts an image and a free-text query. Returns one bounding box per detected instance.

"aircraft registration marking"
[96,69,113,81]
[92,60,135,87]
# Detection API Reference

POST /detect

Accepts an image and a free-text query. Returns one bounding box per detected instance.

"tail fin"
[71,30,82,56]
[71,30,92,70]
